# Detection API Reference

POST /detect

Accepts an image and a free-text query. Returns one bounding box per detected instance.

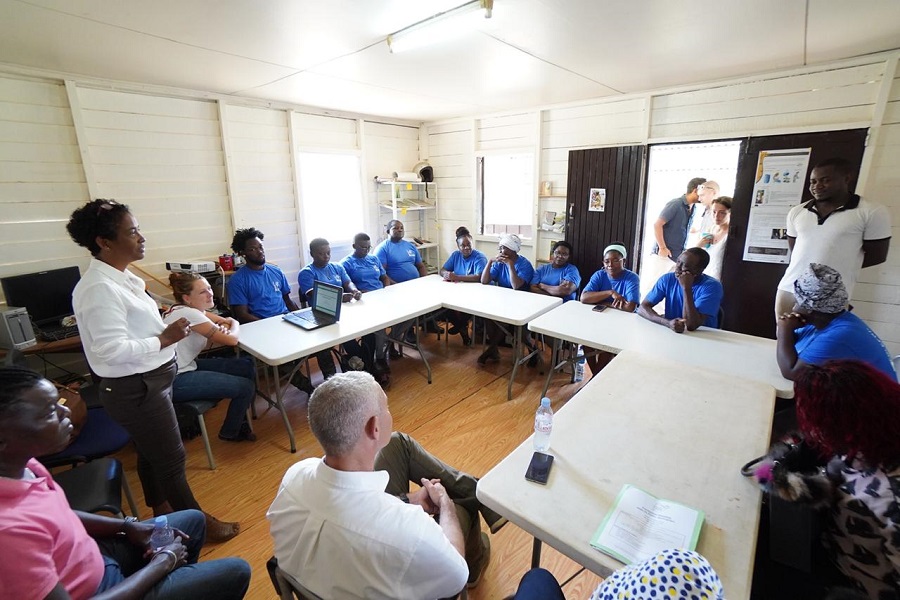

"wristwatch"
[399,493,410,504]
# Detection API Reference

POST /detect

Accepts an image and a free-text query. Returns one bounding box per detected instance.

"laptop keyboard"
[296,312,323,326]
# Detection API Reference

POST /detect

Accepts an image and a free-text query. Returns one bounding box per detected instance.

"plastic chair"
[39,385,140,517]
[174,399,220,470]
[266,556,467,600]
[267,556,324,600]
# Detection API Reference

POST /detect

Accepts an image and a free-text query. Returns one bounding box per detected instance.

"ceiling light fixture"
[387,0,493,54]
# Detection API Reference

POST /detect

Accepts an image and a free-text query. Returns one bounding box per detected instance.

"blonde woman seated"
[164,273,257,442]
[695,196,731,281]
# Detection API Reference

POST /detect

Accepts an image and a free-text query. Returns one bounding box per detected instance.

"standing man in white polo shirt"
[775,157,891,319]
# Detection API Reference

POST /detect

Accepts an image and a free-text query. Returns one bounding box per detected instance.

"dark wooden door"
[721,129,867,337]
[566,146,646,285]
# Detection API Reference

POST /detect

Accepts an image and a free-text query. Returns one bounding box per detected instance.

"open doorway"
[638,140,742,298]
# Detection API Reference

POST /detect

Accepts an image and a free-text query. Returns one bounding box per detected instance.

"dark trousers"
[99,360,199,510]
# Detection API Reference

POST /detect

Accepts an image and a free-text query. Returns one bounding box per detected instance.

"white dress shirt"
[267,458,469,600]
[72,258,175,378]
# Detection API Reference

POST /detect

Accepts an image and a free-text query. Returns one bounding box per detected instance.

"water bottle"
[149,515,174,550]
[533,397,553,452]
[573,345,585,382]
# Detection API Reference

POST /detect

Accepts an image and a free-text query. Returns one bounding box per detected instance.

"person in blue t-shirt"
[440,226,487,346]
[342,233,389,292]
[373,220,429,352]
[228,227,314,394]
[340,233,391,385]
[297,238,362,380]
[478,234,536,364]
[581,242,641,375]
[776,262,897,381]
[639,248,723,332]
[374,220,427,284]
[530,241,581,302]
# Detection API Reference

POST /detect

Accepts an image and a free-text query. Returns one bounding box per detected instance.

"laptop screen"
[0,266,81,326]
[312,280,342,319]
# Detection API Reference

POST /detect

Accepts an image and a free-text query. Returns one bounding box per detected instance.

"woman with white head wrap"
[776,263,896,381]
[478,234,535,364]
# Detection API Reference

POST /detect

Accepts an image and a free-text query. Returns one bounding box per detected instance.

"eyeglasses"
[95,199,120,215]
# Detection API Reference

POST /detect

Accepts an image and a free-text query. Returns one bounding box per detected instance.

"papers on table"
[590,484,704,565]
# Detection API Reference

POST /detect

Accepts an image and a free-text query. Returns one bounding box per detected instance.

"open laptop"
[282,280,343,330]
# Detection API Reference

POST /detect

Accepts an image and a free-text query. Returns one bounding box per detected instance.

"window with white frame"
[478,153,534,238]
[297,152,364,261]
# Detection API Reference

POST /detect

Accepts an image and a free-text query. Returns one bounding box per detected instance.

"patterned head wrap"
[499,233,522,253]
[591,549,724,600]
[604,244,627,260]
[793,263,848,314]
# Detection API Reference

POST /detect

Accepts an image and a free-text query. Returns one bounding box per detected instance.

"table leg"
[540,337,561,398]
[531,537,542,569]
[395,316,433,384]
[271,364,297,453]
[508,325,523,400]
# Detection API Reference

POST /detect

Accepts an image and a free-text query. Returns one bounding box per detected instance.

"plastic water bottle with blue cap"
[149,515,174,550]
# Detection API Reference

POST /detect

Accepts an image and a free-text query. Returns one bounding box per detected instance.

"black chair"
[50,457,130,517]
[40,385,140,517]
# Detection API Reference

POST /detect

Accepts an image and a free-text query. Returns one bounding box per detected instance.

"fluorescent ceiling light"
[387,0,493,54]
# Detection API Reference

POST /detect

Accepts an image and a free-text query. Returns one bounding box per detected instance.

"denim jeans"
[172,357,255,438]
[512,568,566,600]
[95,510,251,600]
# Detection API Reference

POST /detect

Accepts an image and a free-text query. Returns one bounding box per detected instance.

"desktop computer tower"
[0,306,37,350]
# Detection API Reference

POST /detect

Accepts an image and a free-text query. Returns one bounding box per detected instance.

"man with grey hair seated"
[267,372,503,599]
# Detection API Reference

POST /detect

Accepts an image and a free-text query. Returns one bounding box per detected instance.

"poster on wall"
[742,148,811,263]
[589,188,606,212]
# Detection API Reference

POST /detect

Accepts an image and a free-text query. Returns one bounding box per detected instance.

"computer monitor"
[0,266,81,327]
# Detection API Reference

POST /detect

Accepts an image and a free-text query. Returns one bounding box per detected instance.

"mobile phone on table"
[525,452,554,485]
[592,304,608,312]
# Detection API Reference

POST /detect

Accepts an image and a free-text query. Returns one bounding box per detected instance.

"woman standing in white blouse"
[67,199,238,541]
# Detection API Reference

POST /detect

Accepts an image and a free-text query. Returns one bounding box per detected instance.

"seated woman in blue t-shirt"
[580,242,641,375]
[776,262,897,381]
[440,227,487,346]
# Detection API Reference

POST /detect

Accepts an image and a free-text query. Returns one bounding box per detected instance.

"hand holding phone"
[525,451,554,484]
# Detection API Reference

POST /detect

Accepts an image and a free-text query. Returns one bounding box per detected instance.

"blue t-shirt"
[795,311,897,380]
[643,272,723,328]
[530,263,582,302]
[584,269,641,308]
[442,250,488,277]
[341,254,385,292]
[489,255,535,290]
[374,239,422,283]
[298,263,350,296]
[227,263,291,319]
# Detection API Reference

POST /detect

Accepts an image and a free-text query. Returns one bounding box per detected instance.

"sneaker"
[289,371,315,396]
[477,347,500,365]
[388,344,402,360]
[467,532,491,588]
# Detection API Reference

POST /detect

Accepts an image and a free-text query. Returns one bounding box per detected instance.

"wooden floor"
[113,335,603,600]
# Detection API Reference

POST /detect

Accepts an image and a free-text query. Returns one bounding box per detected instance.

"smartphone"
[592,304,608,312]
[525,451,554,484]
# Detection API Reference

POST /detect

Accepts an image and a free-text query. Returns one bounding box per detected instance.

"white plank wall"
[77,87,230,292]
[0,76,89,292]
[223,104,300,296]
[424,55,900,353]
[362,121,420,247]
[426,122,476,256]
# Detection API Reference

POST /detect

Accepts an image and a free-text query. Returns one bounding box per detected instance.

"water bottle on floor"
[533,397,553,452]
[150,515,174,550]
[573,345,585,382]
